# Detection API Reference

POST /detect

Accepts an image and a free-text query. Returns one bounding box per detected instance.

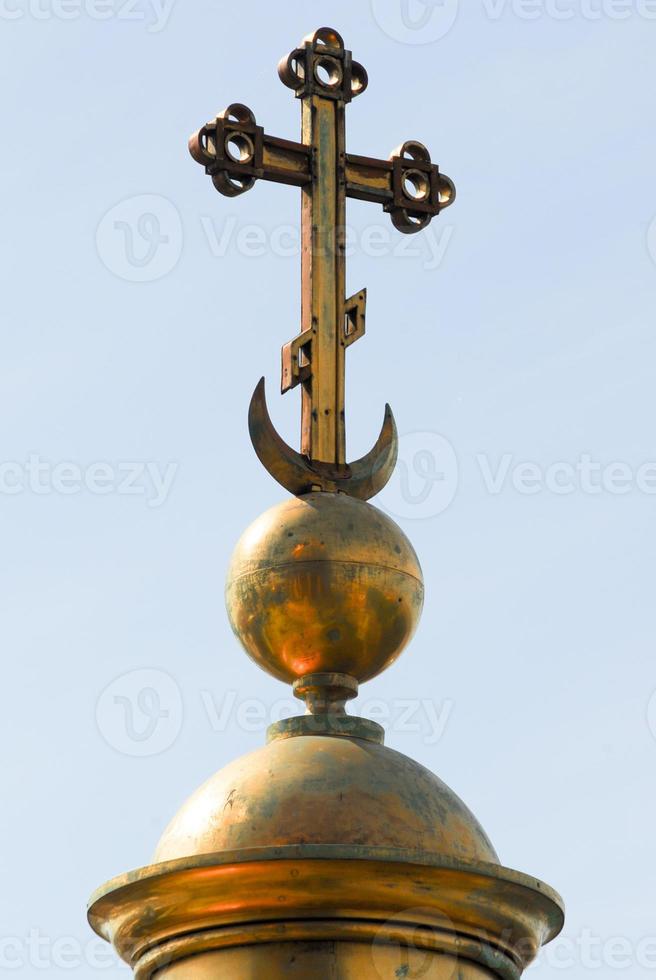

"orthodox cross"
[190,27,455,498]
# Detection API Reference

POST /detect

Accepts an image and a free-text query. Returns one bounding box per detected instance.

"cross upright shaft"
[278,29,369,467]
[189,26,455,494]
[299,86,347,464]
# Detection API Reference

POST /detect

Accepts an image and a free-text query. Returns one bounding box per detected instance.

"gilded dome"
[154,732,498,865]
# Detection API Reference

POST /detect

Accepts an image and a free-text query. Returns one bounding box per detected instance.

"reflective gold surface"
[90,25,564,977]
[190,28,455,495]
[155,943,493,979]
[88,845,563,980]
[247,377,399,499]
[225,492,424,683]
[90,730,562,977]
[154,733,497,865]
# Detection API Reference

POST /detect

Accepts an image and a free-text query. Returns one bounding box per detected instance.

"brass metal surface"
[225,491,423,683]
[89,26,564,980]
[147,942,499,979]
[88,845,563,980]
[248,378,398,500]
[90,723,564,978]
[266,712,386,743]
[153,733,497,865]
[292,670,358,715]
[189,27,455,495]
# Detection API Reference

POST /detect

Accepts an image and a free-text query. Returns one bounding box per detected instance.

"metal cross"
[190,26,455,498]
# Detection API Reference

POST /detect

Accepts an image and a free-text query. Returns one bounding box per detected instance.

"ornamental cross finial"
[189,26,455,498]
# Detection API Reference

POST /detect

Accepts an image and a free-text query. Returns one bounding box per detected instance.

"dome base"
[88,846,564,980]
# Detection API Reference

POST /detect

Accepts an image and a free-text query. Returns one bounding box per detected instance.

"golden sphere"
[225,492,423,684]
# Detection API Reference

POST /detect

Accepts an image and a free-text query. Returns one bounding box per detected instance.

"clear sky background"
[1,1,655,976]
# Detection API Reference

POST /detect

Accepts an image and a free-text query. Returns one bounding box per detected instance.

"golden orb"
[225,491,423,684]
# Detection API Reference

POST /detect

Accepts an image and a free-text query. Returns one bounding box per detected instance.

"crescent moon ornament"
[248,378,398,500]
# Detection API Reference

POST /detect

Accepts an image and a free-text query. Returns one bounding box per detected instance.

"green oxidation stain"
[237,785,280,824]
[365,587,407,649]
[326,628,341,643]
[264,588,287,607]
[395,966,410,978]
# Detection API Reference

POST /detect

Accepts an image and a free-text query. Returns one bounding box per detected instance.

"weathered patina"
[88,27,563,979]
[189,26,455,494]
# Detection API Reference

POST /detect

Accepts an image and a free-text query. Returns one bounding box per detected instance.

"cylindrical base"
[157,941,496,978]
[88,847,563,980]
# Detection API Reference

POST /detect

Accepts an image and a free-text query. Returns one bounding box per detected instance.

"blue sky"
[1,1,656,976]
